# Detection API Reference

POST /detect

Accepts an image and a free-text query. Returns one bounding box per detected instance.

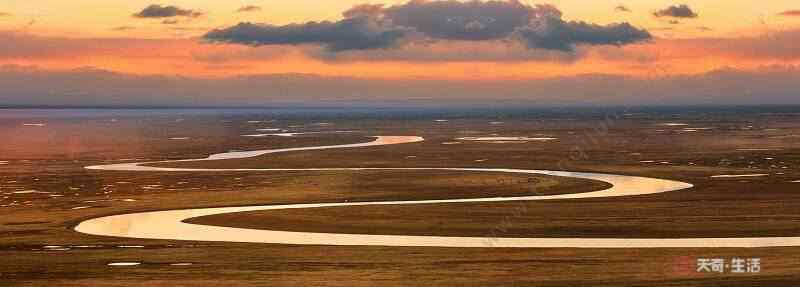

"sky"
[1,0,800,106]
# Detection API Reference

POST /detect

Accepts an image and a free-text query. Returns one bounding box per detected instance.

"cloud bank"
[204,17,411,52]
[517,19,651,51]
[204,0,650,52]
[3,65,800,107]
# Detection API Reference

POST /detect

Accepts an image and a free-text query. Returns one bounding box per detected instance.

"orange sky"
[2,0,800,80]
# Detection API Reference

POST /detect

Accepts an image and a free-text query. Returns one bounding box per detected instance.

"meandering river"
[74,136,800,248]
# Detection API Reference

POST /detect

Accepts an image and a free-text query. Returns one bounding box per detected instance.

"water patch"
[243,133,302,137]
[681,127,715,132]
[43,245,71,251]
[108,262,141,267]
[655,123,688,127]
[73,245,103,248]
[457,137,558,142]
[710,174,770,178]
[71,206,94,210]
[12,190,49,194]
[243,131,356,138]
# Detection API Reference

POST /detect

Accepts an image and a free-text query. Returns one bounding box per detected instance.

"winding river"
[75,136,800,248]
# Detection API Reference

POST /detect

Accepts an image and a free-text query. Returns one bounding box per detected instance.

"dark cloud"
[237,5,262,13]
[778,10,800,16]
[517,17,651,52]
[162,19,179,25]
[203,17,411,52]
[653,4,698,18]
[133,4,203,19]
[312,40,582,63]
[0,12,11,17]
[206,0,649,53]
[615,5,631,12]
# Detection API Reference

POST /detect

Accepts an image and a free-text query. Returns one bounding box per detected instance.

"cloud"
[342,4,385,18]
[205,0,649,53]
[615,5,631,12]
[203,17,411,52]
[375,0,547,41]
[313,39,582,62]
[516,17,651,52]
[0,12,11,17]
[778,10,800,16]
[132,4,203,19]
[653,4,698,18]
[237,5,262,13]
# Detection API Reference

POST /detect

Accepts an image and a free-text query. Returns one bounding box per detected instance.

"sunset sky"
[2,0,800,106]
